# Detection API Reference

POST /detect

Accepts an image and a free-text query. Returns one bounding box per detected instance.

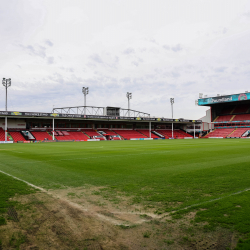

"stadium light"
[170,98,174,138]
[82,87,89,115]
[2,78,11,111]
[2,78,11,142]
[126,92,132,117]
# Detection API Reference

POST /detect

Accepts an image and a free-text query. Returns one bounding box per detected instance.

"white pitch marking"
[1,168,249,224]
[167,187,250,216]
[0,169,45,192]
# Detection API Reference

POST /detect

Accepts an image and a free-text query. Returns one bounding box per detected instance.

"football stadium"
[0,91,250,249]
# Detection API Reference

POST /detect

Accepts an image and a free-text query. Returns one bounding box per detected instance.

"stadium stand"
[113,129,148,140]
[204,128,235,138]
[8,131,26,142]
[31,131,53,141]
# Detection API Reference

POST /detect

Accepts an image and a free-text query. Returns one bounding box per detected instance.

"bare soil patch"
[0,186,240,250]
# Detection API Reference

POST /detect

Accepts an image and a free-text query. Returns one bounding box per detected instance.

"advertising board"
[198,93,250,106]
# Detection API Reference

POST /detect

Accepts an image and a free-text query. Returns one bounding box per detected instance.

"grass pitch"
[0,139,250,248]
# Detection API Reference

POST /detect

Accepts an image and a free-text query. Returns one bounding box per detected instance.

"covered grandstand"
[198,92,250,138]
[0,106,201,143]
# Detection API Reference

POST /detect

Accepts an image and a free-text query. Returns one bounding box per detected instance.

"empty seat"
[8,131,26,142]
[31,131,53,141]
[204,128,235,138]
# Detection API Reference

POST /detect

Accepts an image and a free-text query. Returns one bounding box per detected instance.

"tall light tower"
[2,78,11,142]
[126,92,132,117]
[82,87,89,115]
[170,98,174,138]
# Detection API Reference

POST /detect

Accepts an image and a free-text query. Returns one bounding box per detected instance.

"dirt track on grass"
[0,186,239,250]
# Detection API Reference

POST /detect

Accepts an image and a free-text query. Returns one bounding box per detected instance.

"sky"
[1,0,250,119]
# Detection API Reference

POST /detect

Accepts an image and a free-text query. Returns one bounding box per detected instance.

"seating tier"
[156,129,192,138]
[229,128,249,137]
[204,128,235,138]
[55,131,89,141]
[215,115,233,122]
[8,132,26,142]
[31,131,53,141]
[113,130,147,140]
[232,114,250,121]
[136,129,159,138]
[82,129,105,140]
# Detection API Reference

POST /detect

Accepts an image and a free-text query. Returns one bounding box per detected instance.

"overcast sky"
[1,0,250,119]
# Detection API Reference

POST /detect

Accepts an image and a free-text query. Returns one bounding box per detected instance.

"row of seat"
[0,129,193,141]
[112,130,148,140]
[55,131,90,141]
[215,114,250,122]
[204,128,250,138]
[156,129,193,138]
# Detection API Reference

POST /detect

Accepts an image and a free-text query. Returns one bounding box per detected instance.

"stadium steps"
[242,130,250,137]
[203,129,215,138]
[136,130,149,138]
[227,128,237,137]
[152,131,164,138]
[230,128,249,138]
[82,131,90,138]
[111,130,124,140]
[230,115,236,121]
[213,116,219,122]
[96,130,107,140]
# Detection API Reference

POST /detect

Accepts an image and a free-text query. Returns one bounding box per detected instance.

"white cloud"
[0,0,250,119]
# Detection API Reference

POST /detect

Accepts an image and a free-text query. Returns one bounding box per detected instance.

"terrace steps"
[213,116,219,122]
[204,130,214,138]
[227,128,236,137]
[230,115,236,121]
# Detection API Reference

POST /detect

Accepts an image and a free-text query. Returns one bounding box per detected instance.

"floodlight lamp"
[126,92,132,99]
[82,87,89,95]
[8,78,11,87]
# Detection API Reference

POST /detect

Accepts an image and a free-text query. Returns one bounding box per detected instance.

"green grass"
[0,139,250,247]
[0,172,35,225]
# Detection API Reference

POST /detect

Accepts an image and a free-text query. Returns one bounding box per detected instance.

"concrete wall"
[0,118,26,129]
